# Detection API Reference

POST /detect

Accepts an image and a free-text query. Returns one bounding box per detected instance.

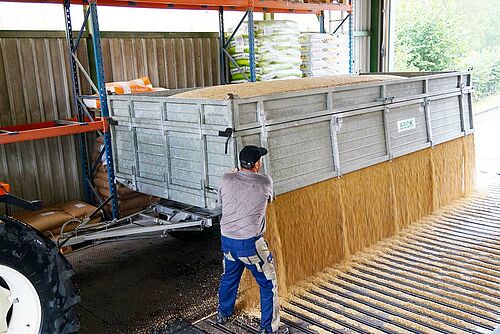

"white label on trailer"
[397,117,416,132]
[40,211,55,216]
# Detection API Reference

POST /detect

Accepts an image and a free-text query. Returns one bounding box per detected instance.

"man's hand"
[229,167,239,173]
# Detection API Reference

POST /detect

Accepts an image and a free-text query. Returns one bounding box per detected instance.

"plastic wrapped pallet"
[299,32,350,77]
[228,20,302,83]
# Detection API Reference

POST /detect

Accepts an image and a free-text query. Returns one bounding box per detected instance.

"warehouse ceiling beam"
[6,0,350,13]
[5,0,349,13]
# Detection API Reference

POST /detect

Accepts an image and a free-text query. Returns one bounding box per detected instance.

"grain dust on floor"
[196,179,500,334]
[68,229,222,334]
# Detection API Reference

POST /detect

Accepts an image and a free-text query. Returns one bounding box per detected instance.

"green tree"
[397,20,462,71]
[394,0,500,101]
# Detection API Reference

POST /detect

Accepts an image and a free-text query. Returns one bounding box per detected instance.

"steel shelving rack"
[1,0,353,220]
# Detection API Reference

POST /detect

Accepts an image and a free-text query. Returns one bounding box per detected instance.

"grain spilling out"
[239,135,477,309]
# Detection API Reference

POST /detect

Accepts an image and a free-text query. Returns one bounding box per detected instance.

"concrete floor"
[68,229,222,333]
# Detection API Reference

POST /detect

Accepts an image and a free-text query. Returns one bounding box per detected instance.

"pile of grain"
[13,200,101,240]
[238,135,476,309]
[92,136,158,217]
[172,74,403,100]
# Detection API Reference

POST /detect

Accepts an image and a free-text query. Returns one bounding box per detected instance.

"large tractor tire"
[0,215,80,334]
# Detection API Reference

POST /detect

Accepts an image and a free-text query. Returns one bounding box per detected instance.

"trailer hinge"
[218,127,233,154]
[376,96,395,104]
[332,116,343,131]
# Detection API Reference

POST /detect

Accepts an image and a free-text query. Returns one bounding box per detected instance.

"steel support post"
[348,0,353,73]
[218,7,226,85]
[247,10,256,82]
[63,0,92,204]
[319,11,326,33]
[89,2,120,219]
[369,0,381,72]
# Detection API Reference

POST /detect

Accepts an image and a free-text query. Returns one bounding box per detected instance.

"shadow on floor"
[67,227,222,333]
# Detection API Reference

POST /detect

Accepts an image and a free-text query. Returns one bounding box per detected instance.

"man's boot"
[260,326,289,334]
[216,312,230,325]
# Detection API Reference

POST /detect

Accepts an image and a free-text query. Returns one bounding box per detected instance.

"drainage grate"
[195,181,500,333]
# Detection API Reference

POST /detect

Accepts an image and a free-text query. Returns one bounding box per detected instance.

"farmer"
[216,145,288,334]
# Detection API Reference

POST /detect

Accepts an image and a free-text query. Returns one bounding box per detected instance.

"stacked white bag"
[299,32,350,77]
[228,20,302,83]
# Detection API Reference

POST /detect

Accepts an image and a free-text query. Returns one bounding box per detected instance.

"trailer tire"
[0,215,80,334]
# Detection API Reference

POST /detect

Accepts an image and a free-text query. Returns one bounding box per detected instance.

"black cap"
[239,145,268,169]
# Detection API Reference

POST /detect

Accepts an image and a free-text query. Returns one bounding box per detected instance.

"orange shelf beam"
[7,0,350,13]
[0,118,106,144]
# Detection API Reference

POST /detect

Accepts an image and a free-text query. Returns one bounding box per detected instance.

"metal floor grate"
[195,182,500,334]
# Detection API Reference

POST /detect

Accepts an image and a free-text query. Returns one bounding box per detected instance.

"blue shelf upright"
[247,10,256,82]
[63,0,120,219]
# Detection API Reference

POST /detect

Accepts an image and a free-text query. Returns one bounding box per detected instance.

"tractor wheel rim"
[0,264,41,334]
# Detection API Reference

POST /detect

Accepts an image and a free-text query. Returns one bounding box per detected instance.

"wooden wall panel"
[0,35,90,213]
[99,33,220,89]
[0,31,220,214]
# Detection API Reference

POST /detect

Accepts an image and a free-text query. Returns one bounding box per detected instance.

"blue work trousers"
[218,235,280,333]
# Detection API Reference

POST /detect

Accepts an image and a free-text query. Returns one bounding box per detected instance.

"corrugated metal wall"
[327,0,371,73]
[100,32,220,88]
[0,31,220,213]
[353,0,371,73]
[0,34,90,212]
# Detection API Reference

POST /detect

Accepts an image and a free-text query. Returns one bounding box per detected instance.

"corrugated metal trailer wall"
[0,31,220,213]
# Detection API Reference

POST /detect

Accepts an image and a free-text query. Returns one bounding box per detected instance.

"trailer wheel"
[0,216,80,334]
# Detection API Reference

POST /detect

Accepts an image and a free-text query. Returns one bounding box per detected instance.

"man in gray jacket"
[216,145,288,334]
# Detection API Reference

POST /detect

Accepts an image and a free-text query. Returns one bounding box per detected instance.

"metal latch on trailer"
[218,127,233,154]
